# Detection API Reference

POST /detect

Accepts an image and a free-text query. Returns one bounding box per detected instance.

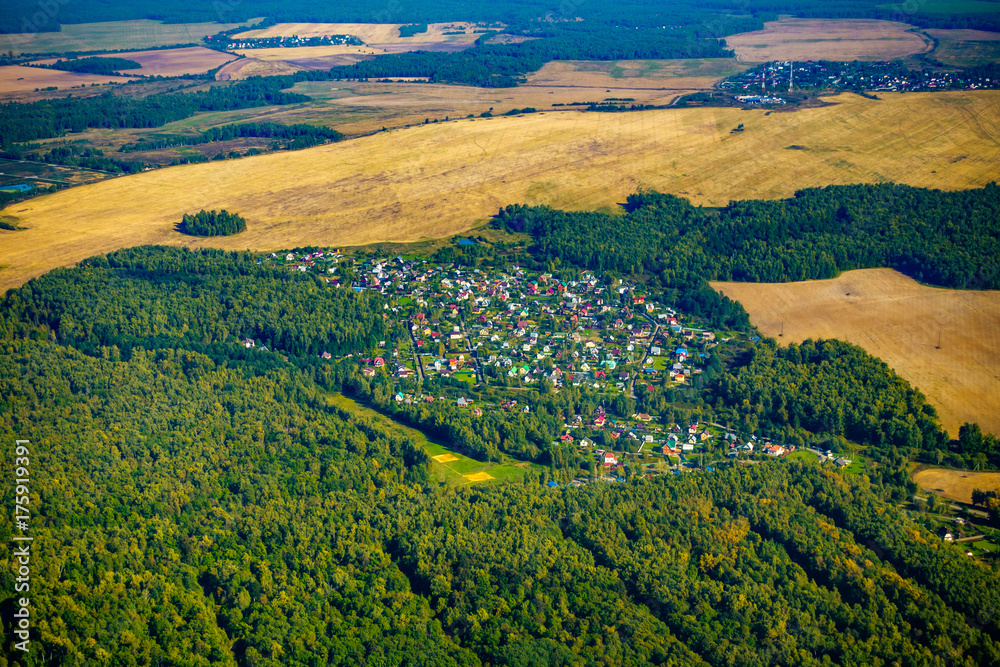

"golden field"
[913,468,1000,504]
[32,47,236,78]
[2,91,999,295]
[712,269,1000,437]
[725,18,931,62]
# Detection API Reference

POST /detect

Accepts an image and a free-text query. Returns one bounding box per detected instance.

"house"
[940,528,954,542]
[362,367,377,377]
[243,338,255,348]
[763,444,785,457]
[602,452,618,466]
[320,351,332,359]
[835,457,852,467]
[636,413,653,422]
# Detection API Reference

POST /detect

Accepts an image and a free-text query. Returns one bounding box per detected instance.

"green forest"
[1,242,999,664]
[180,210,246,237]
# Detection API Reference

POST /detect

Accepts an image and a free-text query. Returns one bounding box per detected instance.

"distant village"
[259,248,837,478]
[721,59,999,95]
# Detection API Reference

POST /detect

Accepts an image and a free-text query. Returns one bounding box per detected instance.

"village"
[263,247,816,479]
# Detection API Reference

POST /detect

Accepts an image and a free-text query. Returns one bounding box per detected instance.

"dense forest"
[0,78,308,148]
[494,183,1000,329]
[5,0,1000,35]
[116,122,343,153]
[2,245,1000,664]
[180,209,246,236]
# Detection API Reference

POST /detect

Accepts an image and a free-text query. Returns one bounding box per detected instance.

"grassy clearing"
[3,19,263,56]
[713,268,1000,437]
[327,393,537,485]
[526,58,747,91]
[725,18,931,62]
[4,91,1000,293]
[913,467,1000,503]
[787,449,820,463]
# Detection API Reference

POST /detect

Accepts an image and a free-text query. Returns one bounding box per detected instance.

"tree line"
[116,122,343,153]
[180,209,246,236]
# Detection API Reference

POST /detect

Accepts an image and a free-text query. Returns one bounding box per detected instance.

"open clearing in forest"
[725,18,932,62]
[712,269,1000,437]
[326,393,536,485]
[913,468,1000,504]
[2,19,262,56]
[3,91,1000,292]
[234,22,481,49]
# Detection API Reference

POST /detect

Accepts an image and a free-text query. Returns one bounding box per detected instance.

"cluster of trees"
[0,78,308,147]
[1,244,999,663]
[711,338,948,451]
[398,24,429,38]
[46,56,142,74]
[494,183,1000,329]
[6,143,147,174]
[117,122,343,153]
[180,209,247,236]
[3,246,386,359]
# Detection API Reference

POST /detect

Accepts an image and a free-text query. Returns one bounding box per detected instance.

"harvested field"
[913,468,1000,504]
[463,472,494,482]
[928,29,1000,67]
[525,58,748,91]
[0,65,130,97]
[725,18,931,62]
[3,91,999,296]
[234,45,380,61]
[235,22,480,47]
[215,58,304,81]
[32,46,236,77]
[433,454,460,463]
[2,19,261,56]
[712,269,1000,437]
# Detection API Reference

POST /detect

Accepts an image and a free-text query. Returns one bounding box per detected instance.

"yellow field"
[725,18,931,62]
[2,91,999,296]
[234,22,481,46]
[913,468,1000,503]
[433,454,459,463]
[463,472,494,482]
[2,19,262,56]
[712,269,1000,437]
[32,47,237,78]
[0,65,130,97]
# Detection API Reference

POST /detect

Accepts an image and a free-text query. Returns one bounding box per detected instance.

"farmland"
[724,18,932,62]
[524,58,748,91]
[2,18,262,56]
[913,467,1000,503]
[233,22,482,47]
[711,269,1000,437]
[3,90,1000,293]
[0,65,131,99]
[928,29,1000,67]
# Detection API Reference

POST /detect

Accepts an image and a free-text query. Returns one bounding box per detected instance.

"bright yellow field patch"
[433,454,460,463]
[3,91,999,293]
[463,472,494,482]
[725,18,931,62]
[712,269,1000,437]
[913,468,1000,504]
